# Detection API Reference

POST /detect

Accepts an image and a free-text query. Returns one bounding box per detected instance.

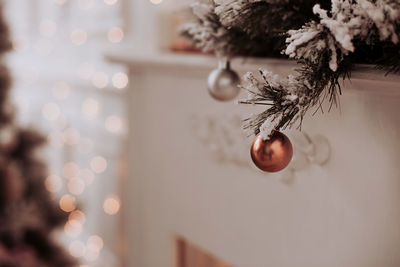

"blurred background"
[3,0,192,266]
[4,1,400,267]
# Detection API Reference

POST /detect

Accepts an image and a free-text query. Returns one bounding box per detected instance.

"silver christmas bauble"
[207,60,240,101]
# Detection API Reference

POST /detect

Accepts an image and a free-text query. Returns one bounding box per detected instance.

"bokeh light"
[11,0,127,261]
[82,98,100,118]
[64,219,83,237]
[87,235,104,252]
[107,27,124,43]
[45,174,63,193]
[79,168,95,185]
[105,115,125,134]
[92,72,109,88]
[84,249,99,262]
[103,195,120,215]
[59,194,76,212]
[90,156,107,174]
[69,240,86,257]
[69,210,86,224]
[63,162,80,179]
[68,177,86,195]
[111,72,128,89]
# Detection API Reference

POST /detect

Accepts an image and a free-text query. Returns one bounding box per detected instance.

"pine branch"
[241,0,400,138]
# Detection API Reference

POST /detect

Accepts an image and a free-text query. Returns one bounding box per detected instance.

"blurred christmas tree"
[0,4,77,267]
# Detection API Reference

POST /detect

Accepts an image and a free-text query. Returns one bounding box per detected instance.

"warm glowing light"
[103,195,120,215]
[45,174,62,193]
[42,102,61,121]
[59,194,76,212]
[82,98,100,118]
[68,177,86,195]
[105,115,125,134]
[70,29,87,45]
[63,162,80,179]
[107,27,124,43]
[78,63,94,80]
[34,39,53,56]
[92,72,109,88]
[90,156,107,174]
[87,235,104,252]
[79,168,95,185]
[64,219,83,237]
[69,241,86,257]
[39,20,57,37]
[52,82,70,99]
[69,210,86,224]
[78,0,94,9]
[104,0,117,5]
[63,128,80,146]
[112,72,128,89]
[150,0,163,4]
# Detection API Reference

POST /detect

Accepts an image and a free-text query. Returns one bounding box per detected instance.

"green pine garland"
[182,0,400,138]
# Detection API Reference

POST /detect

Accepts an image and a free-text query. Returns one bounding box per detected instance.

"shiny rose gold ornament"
[250,131,293,172]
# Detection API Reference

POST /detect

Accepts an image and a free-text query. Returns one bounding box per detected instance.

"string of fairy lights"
[5,0,167,265]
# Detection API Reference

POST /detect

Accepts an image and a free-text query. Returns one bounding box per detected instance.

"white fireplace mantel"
[107,50,400,87]
[108,49,400,267]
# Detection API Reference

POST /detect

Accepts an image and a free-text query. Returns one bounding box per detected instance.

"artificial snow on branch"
[181,0,330,57]
[182,0,400,139]
[240,0,400,137]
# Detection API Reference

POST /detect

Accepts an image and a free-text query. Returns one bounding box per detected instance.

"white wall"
[109,51,400,267]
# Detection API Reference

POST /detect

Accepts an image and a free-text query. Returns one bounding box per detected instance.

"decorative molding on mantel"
[190,112,331,183]
[106,49,400,86]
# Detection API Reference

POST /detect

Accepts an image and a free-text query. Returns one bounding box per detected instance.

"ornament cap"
[218,58,230,69]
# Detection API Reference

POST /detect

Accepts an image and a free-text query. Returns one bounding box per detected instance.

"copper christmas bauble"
[250,131,293,172]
